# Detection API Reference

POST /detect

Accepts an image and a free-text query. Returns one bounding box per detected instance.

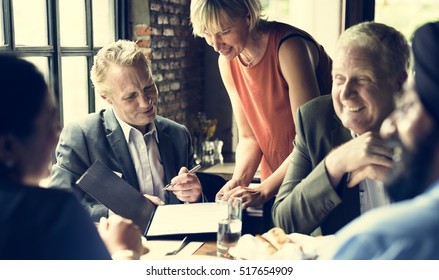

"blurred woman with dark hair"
[0,54,141,260]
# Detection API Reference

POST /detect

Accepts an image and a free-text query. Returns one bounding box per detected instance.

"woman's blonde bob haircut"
[190,0,265,37]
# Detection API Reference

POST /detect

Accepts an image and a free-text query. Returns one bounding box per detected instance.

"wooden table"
[194,241,234,259]
[194,241,217,256]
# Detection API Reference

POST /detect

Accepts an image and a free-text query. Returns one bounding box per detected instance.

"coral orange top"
[228,22,332,180]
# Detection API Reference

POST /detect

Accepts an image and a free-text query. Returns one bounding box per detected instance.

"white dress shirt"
[350,131,390,213]
[359,178,390,213]
[114,111,166,201]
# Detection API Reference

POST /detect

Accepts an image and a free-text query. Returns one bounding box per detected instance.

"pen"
[163,164,202,190]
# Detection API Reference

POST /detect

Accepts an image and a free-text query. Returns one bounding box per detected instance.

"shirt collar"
[350,130,359,139]
[112,108,159,143]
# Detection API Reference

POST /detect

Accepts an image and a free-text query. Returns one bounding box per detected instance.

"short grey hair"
[90,40,151,97]
[336,21,410,81]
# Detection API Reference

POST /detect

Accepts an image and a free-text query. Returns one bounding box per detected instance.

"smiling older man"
[327,21,439,259]
[272,22,410,235]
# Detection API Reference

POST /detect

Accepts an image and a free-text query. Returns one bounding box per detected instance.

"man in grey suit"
[49,40,202,222]
[272,22,410,235]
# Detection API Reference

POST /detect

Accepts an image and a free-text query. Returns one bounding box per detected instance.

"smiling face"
[102,62,158,134]
[331,45,397,135]
[203,14,250,61]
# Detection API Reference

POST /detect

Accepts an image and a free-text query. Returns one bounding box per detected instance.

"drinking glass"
[216,197,242,258]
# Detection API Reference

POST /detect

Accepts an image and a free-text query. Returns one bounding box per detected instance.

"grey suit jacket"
[272,95,360,235]
[49,109,194,222]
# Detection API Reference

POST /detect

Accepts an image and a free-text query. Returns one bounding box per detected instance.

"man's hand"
[325,132,394,187]
[347,164,391,188]
[143,194,165,206]
[166,167,202,203]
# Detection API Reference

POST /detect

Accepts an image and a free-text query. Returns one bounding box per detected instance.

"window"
[262,0,343,57]
[0,0,127,125]
[375,0,439,41]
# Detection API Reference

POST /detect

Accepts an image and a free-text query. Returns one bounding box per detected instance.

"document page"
[147,202,224,237]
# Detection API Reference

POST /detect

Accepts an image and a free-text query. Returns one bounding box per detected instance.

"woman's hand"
[215,178,239,201]
[98,215,142,259]
[220,185,266,208]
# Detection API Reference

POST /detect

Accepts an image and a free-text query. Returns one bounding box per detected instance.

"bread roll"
[253,227,290,255]
[255,234,278,255]
[261,227,289,250]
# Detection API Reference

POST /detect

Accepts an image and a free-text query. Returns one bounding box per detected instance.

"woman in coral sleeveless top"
[190,0,332,209]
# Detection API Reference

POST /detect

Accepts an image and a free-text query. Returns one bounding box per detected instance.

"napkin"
[228,234,305,260]
[228,232,335,260]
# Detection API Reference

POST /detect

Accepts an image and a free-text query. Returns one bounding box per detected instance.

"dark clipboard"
[76,160,217,241]
[76,159,155,236]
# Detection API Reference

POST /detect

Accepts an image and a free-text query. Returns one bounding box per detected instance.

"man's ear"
[100,93,113,105]
[396,71,409,92]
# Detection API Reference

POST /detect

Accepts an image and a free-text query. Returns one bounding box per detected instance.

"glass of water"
[216,197,242,258]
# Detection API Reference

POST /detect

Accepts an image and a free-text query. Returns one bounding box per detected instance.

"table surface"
[194,241,217,256]
[194,241,233,259]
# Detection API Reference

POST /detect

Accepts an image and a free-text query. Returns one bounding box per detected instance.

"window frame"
[0,0,128,124]
[344,0,375,29]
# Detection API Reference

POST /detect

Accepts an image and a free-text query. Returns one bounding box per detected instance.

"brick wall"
[132,0,204,128]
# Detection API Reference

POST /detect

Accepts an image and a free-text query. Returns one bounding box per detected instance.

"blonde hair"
[190,0,265,37]
[90,40,151,97]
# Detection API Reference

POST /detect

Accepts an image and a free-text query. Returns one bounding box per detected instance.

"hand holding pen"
[163,164,201,190]
[163,164,202,203]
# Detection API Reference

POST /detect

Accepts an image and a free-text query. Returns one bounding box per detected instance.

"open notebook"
[76,160,222,240]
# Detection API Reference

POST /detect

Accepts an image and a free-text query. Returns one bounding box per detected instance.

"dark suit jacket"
[49,109,195,222]
[272,95,360,235]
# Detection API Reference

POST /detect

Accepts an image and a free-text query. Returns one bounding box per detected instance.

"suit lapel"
[330,114,351,148]
[155,120,177,184]
[331,113,361,222]
[103,109,140,190]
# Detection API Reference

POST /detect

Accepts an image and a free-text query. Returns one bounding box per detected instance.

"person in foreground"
[49,40,203,222]
[0,54,142,260]
[325,21,439,259]
[272,22,410,235]
[190,0,332,210]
